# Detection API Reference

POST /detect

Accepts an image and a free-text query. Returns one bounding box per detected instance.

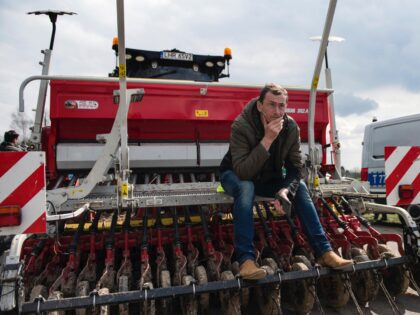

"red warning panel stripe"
[23,213,46,234]
[0,152,46,235]
[384,146,397,162]
[0,152,26,177]
[0,165,45,207]
[385,147,420,196]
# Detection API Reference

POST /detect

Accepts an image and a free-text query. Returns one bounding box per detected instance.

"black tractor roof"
[110,48,230,82]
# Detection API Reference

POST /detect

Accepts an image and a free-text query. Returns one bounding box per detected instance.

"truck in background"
[361,113,420,194]
[361,114,420,222]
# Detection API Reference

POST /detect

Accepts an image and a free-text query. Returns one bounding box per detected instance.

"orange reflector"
[0,205,22,227]
[398,184,414,200]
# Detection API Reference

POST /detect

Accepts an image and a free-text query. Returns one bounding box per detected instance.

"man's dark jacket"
[220,98,303,197]
[0,142,25,152]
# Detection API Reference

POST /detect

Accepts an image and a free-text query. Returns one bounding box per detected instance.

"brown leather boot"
[317,250,353,270]
[239,259,267,280]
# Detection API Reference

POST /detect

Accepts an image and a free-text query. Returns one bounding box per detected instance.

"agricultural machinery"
[1,1,420,314]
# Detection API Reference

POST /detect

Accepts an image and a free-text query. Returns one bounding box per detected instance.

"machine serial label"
[195,110,208,118]
[65,100,98,110]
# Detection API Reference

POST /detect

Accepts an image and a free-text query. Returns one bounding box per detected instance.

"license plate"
[161,51,193,61]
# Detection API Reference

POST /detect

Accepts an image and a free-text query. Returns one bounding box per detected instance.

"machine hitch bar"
[21,256,411,314]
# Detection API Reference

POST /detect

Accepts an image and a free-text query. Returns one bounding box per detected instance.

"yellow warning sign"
[216,184,225,193]
[195,109,208,118]
[119,64,126,79]
[314,175,319,188]
[121,182,129,198]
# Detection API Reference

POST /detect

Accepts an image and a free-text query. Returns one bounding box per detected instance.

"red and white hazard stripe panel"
[385,146,420,206]
[0,152,46,235]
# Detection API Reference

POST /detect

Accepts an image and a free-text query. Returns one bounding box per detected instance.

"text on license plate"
[161,51,193,61]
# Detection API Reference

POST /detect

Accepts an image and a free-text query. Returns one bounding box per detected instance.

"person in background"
[0,130,26,152]
[219,83,353,280]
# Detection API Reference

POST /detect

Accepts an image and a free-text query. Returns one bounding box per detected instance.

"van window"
[372,120,420,159]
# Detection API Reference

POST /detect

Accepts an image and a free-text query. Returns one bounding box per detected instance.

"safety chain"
[378,274,403,315]
[407,267,420,296]
[312,265,325,315]
[343,274,364,315]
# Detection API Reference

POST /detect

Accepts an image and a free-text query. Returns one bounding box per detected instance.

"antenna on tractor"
[27,11,77,50]
[26,10,76,148]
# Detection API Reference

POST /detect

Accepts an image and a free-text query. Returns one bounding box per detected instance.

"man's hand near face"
[260,115,284,151]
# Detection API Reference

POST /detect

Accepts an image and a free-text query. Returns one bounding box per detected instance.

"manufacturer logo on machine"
[286,108,308,114]
[65,100,99,110]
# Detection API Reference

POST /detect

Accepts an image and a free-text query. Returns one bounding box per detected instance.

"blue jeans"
[220,170,331,264]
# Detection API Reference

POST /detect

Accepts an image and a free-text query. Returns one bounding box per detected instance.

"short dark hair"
[4,130,19,142]
[258,83,288,103]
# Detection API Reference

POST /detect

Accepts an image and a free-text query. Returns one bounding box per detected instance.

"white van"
[361,113,420,194]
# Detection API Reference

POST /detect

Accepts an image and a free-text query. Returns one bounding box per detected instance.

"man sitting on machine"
[219,83,354,280]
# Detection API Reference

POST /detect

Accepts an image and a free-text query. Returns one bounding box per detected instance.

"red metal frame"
[44,80,331,178]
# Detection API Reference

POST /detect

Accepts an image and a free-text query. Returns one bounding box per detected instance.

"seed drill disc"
[282,261,315,314]
[380,251,409,297]
[75,281,90,315]
[256,259,281,315]
[98,287,110,315]
[291,255,312,267]
[194,265,210,312]
[219,270,241,315]
[262,257,279,272]
[350,254,379,305]
[29,284,48,302]
[159,270,172,315]
[118,276,129,315]
[181,275,198,315]
[318,273,350,308]
[48,290,65,315]
[231,261,250,306]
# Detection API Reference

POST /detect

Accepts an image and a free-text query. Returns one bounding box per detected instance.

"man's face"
[257,92,287,123]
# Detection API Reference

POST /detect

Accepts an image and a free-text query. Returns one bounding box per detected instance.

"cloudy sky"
[1,0,419,170]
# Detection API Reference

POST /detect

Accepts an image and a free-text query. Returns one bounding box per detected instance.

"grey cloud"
[334,93,379,117]
[330,0,420,92]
